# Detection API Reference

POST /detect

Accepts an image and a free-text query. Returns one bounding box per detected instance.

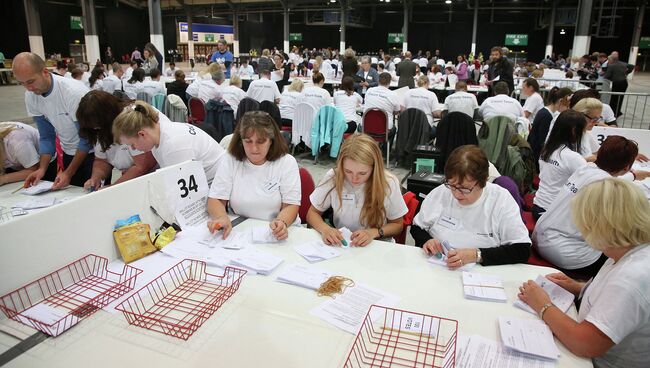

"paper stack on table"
[498,316,561,361]
[12,197,60,210]
[251,226,282,243]
[462,272,507,303]
[456,334,555,368]
[20,181,54,195]
[294,241,342,263]
[230,249,283,275]
[275,263,331,290]
[514,275,574,315]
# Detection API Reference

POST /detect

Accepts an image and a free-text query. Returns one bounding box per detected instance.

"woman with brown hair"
[333,76,362,134]
[207,111,301,241]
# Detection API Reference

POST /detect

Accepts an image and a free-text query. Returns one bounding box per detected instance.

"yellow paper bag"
[113,222,157,263]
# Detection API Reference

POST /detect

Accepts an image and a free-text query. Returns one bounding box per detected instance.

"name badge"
[341,193,355,205]
[263,180,280,195]
[437,215,459,230]
[368,76,373,80]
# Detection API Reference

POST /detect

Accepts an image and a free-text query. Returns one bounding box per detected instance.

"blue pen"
[440,240,454,257]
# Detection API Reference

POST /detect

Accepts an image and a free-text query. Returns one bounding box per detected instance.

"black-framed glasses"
[443,179,478,195]
[583,113,602,123]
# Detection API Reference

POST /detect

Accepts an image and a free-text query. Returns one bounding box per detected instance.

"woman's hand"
[446,248,477,270]
[350,229,375,247]
[207,216,232,239]
[84,177,103,191]
[422,239,444,257]
[269,219,288,240]
[546,273,584,296]
[518,280,552,312]
[321,226,344,246]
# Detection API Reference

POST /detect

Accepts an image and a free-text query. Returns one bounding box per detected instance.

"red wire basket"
[344,305,458,368]
[115,259,247,340]
[0,254,143,337]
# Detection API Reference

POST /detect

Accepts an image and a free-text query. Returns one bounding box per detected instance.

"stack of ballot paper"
[12,197,60,210]
[294,241,342,263]
[462,272,507,302]
[457,335,556,368]
[498,316,561,361]
[20,181,54,195]
[230,249,283,275]
[275,263,332,290]
[250,226,282,243]
[514,275,574,315]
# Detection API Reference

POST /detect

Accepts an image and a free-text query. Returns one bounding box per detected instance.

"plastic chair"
[395,192,419,245]
[151,93,166,111]
[188,97,206,125]
[292,102,317,153]
[298,167,315,224]
[136,91,152,104]
[362,108,390,166]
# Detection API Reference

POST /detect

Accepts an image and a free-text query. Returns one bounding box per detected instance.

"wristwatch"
[476,248,483,264]
[377,227,385,239]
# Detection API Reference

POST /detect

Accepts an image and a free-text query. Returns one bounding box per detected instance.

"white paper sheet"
[275,263,332,290]
[310,284,400,334]
[294,241,342,263]
[12,197,59,210]
[230,249,283,275]
[513,275,574,315]
[462,272,507,303]
[18,303,70,326]
[498,316,561,360]
[457,335,556,368]
[251,226,281,243]
[20,180,54,195]
[428,255,476,271]
[385,312,440,338]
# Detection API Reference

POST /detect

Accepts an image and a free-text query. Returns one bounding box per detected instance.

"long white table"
[0,182,86,224]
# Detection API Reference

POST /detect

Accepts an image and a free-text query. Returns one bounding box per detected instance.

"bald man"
[396,51,418,89]
[12,52,93,189]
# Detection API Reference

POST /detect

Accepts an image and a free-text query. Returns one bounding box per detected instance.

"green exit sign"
[204,34,215,42]
[289,33,302,41]
[640,37,650,49]
[70,16,83,30]
[505,34,528,46]
[387,33,405,43]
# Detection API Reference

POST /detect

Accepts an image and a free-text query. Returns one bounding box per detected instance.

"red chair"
[188,97,206,125]
[298,167,315,224]
[522,211,536,235]
[362,109,390,166]
[523,193,535,211]
[526,245,555,268]
[395,192,419,245]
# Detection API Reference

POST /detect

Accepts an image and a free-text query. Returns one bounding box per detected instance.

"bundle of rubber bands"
[317,276,355,298]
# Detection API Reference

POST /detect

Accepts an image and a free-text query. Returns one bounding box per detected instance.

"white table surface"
[3,218,592,368]
[0,182,87,224]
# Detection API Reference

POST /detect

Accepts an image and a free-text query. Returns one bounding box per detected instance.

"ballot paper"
[384,312,440,338]
[16,303,79,336]
[230,249,283,275]
[457,335,555,368]
[428,255,476,271]
[275,263,332,290]
[310,284,400,334]
[294,241,342,263]
[251,226,281,243]
[462,272,507,303]
[12,197,60,210]
[20,181,54,195]
[514,275,574,315]
[498,316,561,361]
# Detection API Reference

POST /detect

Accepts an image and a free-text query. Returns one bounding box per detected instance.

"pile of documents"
[462,272,507,303]
[275,263,332,290]
[230,249,284,275]
[294,241,342,263]
[513,275,574,315]
[498,316,561,361]
[457,335,556,368]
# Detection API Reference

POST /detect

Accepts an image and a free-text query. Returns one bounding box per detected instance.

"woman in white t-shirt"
[77,91,157,190]
[88,68,105,91]
[412,145,531,269]
[207,111,301,241]
[300,72,332,112]
[112,101,225,184]
[307,134,408,246]
[123,68,145,99]
[0,122,40,186]
[571,97,603,160]
[279,78,304,128]
[520,178,650,368]
[522,78,544,122]
[333,76,363,134]
[533,110,588,220]
[220,75,247,117]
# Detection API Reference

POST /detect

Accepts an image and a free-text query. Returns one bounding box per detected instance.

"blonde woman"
[112,101,225,184]
[572,97,603,159]
[520,178,650,368]
[0,122,44,186]
[221,75,247,116]
[307,134,407,246]
[279,78,304,127]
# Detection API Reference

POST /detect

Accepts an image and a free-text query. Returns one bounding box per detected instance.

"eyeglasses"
[583,113,602,123]
[443,179,478,195]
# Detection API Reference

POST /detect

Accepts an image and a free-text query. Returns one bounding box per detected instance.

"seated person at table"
[141,69,166,97]
[221,75,247,116]
[572,98,602,159]
[166,69,189,107]
[247,69,281,104]
[279,78,304,128]
[403,75,442,138]
[197,70,224,103]
[411,145,531,268]
[442,81,479,119]
[527,87,572,163]
[123,68,145,99]
[163,61,177,77]
[333,76,362,134]
[532,110,588,220]
[77,91,157,190]
[521,78,544,121]
[123,60,136,80]
[307,134,407,247]
[520,178,650,368]
[0,122,41,186]
[364,72,401,131]
[88,67,105,91]
[112,101,225,184]
[478,81,524,121]
[207,111,300,240]
[103,63,124,94]
[533,136,650,278]
[300,72,332,112]
[238,58,254,77]
[354,56,379,95]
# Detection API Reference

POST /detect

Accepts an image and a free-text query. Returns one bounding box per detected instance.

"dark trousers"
[563,253,609,281]
[532,204,546,222]
[609,80,628,117]
[345,121,357,134]
[56,153,95,187]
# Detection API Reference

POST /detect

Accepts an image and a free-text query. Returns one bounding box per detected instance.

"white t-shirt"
[123,81,143,99]
[534,146,587,209]
[333,90,363,124]
[523,92,544,122]
[94,142,143,172]
[577,244,650,368]
[89,79,104,91]
[247,78,281,103]
[300,86,333,112]
[141,80,166,96]
[220,85,247,116]
[238,65,255,77]
[418,57,429,67]
[25,74,89,155]
[208,153,301,221]
[123,67,133,80]
[479,94,525,122]
[2,122,40,170]
[533,164,612,269]
[428,72,445,90]
[198,80,223,103]
[309,169,408,232]
[152,115,225,183]
[164,67,176,77]
[363,86,401,129]
[279,90,303,121]
[600,103,616,124]
[443,91,479,118]
[580,131,600,157]
[185,79,201,98]
[103,75,122,94]
[403,87,441,126]
[413,182,530,249]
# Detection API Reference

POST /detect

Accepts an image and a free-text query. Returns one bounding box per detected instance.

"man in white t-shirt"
[13,52,93,189]
[247,69,281,104]
[103,63,124,94]
[443,81,479,119]
[163,61,177,78]
[141,69,167,97]
[198,70,224,103]
[478,81,524,121]
[300,72,332,112]
[364,72,401,130]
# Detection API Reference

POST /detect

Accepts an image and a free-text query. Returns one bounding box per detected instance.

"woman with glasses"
[571,97,603,159]
[411,145,531,269]
[76,91,157,190]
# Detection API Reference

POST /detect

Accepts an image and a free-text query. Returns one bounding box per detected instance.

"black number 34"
[178,175,199,198]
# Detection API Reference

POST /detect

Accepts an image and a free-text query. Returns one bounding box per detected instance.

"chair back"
[362,109,389,142]
[395,192,419,244]
[188,97,206,124]
[136,91,151,104]
[293,102,317,147]
[151,93,166,111]
[298,167,316,224]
